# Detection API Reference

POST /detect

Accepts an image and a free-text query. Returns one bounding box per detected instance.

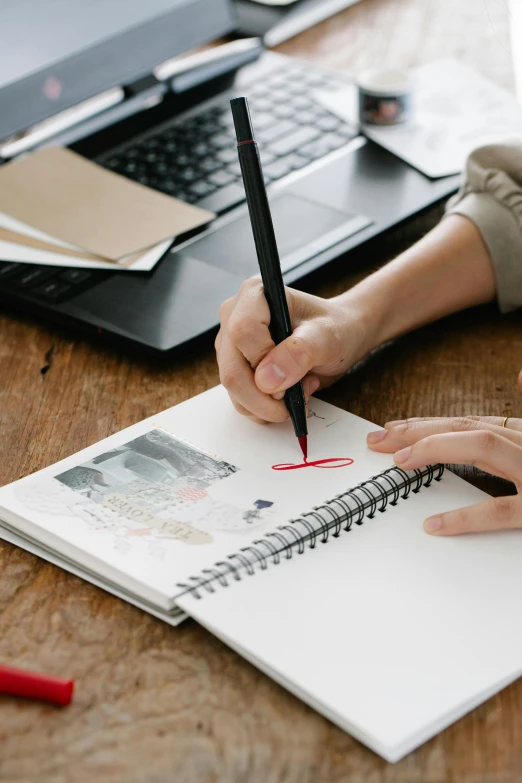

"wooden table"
[1,1,521,780]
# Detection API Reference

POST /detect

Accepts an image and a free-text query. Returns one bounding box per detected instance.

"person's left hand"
[366,414,522,536]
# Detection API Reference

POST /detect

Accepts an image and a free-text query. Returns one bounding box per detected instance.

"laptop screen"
[0,0,236,141]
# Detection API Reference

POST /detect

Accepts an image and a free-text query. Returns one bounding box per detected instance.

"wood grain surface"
[1,1,520,781]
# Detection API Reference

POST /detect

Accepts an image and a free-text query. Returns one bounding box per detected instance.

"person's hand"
[367,390,522,536]
[216,277,372,423]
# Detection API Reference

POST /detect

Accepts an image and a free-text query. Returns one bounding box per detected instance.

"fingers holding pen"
[217,279,323,420]
[225,277,275,369]
[218,331,289,424]
[254,319,333,397]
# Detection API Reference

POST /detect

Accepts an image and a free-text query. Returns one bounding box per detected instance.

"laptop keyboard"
[0,261,103,303]
[0,63,357,306]
[100,64,357,215]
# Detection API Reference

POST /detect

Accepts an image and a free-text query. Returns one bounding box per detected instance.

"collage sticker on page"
[14,429,277,553]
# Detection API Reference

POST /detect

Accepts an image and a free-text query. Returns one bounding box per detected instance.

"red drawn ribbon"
[272,457,354,471]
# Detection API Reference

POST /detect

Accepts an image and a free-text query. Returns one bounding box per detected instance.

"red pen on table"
[0,664,74,706]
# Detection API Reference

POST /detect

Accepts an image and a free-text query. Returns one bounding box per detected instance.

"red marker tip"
[298,436,308,461]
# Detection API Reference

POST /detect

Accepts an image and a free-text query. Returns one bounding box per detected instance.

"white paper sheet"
[0,211,173,271]
[316,59,522,178]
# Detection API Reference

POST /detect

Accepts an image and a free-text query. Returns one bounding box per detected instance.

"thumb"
[254,320,330,394]
[424,495,522,536]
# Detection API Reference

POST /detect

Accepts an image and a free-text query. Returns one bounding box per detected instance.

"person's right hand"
[215,277,371,423]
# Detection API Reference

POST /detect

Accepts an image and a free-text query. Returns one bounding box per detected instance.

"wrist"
[331,286,388,362]
[333,253,438,357]
[333,214,497,358]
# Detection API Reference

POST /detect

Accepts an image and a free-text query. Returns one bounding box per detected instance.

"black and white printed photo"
[55,428,238,503]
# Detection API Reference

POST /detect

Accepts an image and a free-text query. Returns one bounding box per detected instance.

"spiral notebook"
[1,385,522,762]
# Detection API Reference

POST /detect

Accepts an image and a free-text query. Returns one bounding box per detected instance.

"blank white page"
[178,470,522,762]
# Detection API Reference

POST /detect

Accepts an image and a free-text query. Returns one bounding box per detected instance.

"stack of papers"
[315,59,522,178]
[0,147,215,271]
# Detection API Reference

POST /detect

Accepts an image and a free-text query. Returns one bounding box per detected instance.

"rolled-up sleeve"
[445,142,522,312]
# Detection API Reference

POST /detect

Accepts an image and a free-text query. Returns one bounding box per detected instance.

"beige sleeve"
[445,142,522,312]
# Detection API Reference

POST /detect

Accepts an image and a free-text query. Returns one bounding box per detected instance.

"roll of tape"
[357,68,412,126]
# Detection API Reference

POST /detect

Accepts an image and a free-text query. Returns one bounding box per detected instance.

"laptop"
[0,0,460,357]
[235,0,363,48]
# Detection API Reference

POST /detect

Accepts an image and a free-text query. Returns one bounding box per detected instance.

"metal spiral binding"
[174,463,444,601]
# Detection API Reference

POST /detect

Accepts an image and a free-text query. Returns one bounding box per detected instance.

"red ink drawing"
[272,457,354,471]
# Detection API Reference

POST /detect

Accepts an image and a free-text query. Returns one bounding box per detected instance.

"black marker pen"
[231,96,308,459]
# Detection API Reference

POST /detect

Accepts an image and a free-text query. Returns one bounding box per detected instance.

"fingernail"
[367,430,386,444]
[257,363,286,390]
[272,390,285,400]
[424,516,443,533]
[385,420,405,429]
[394,446,412,465]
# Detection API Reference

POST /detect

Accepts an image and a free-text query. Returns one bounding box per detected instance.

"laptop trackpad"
[173,192,372,278]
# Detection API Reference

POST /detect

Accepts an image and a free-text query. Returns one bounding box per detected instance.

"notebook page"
[0,385,397,611]
[178,470,522,761]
